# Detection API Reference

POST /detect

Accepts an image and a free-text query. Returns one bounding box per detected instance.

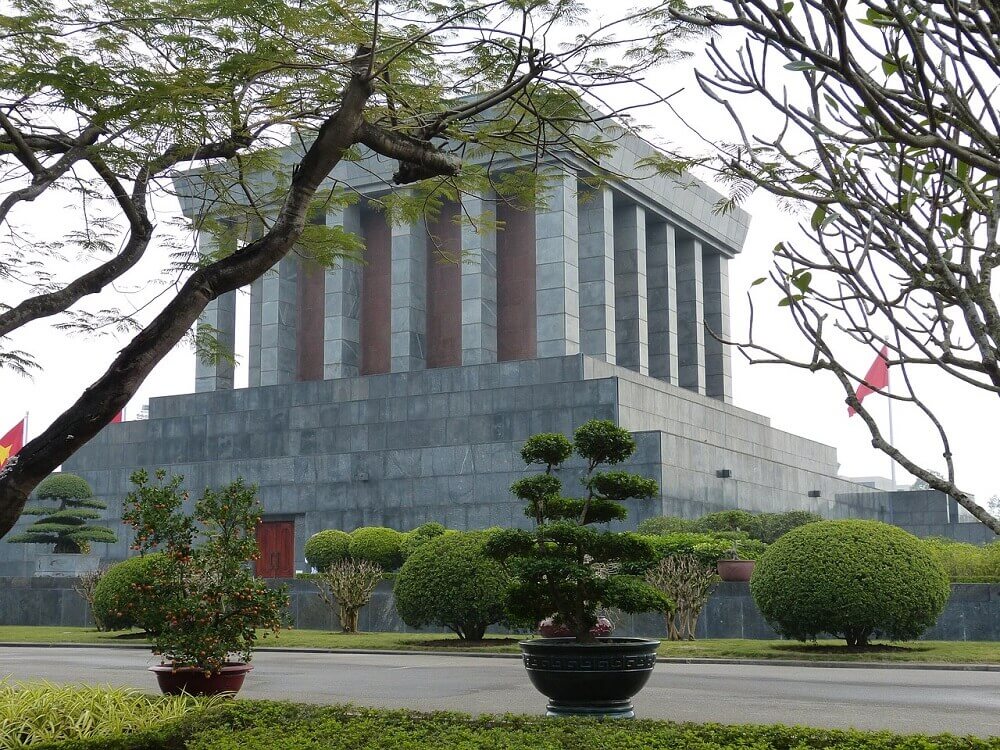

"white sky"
[0,6,992,504]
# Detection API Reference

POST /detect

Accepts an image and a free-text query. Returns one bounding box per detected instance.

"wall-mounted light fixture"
[716,469,732,479]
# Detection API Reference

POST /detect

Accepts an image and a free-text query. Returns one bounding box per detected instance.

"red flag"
[111,409,124,424]
[848,346,890,416]
[0,418,25,469]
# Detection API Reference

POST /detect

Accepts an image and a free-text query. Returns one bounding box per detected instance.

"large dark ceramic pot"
[519,637,660,718]
[149,663,252,695]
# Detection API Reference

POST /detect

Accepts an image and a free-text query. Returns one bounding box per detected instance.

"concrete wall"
[2,578,996,642]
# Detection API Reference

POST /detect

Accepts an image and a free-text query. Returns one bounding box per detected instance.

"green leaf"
[941,213,963,234]
[791,272,813,293]
[881,57,898,76]
[778,294,805,307]
[793,173,819,184]
[751,277,767,286]
[784,60,816,72]
[782,1,794,12]
[810,205,828,231]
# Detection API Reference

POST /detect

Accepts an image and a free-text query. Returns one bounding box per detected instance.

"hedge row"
[922,538,1000,583]
[638,509,823,543]
[32,701,1000,750]
[304,523,448,573]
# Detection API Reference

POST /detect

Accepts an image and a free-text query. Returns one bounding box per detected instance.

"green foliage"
[638,509,822,544]
[486,419,670,642]
[348,527,405,571]
[519,433,573,467]
[394,532,509,641]
[122,469,289,671]
[92,554,165,632]
[636,516,694,535]
[304,530,351,572]
[751,520,950,646]
[8,473,116,553]
[755,511,824,544]
[922,538,1000,583]
[692,510,760,537]
[25,700,1000,750]
[0,680,216,749]
[35,474,94,502]
[646,533,734,567]
[400,522,447,560]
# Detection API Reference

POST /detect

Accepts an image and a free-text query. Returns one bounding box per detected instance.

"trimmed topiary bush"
[348,527,405,571]
[400,522,447,560]
[92,554,165,632]
[394,531,509,640]
[304,530,351,572]
[7,472,117,553]
[751,520,950,646]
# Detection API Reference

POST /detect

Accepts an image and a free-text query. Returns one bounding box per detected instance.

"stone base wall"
[2,578,997,642]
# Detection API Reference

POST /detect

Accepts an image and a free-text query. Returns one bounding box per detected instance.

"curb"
[1,642,997,672]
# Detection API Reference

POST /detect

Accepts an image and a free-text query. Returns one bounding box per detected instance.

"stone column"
[324,204,363,379]
[676,235,706,394]
[461,191,498,365]
[535,168,580,358]
[260,255,298,386]
[195,230,236,392]
[647,221,679,385]
[248,277,262,387]
[703,249,733,402]
[613,202,649,375]
[577,185,616,364]
[390,211,428,372]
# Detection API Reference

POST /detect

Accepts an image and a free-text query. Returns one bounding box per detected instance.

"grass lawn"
[1,626,997,663]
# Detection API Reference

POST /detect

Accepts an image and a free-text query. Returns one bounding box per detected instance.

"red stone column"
[496,202,537,361]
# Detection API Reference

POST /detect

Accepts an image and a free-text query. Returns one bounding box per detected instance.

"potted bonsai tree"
[8,473,116,576]
[717,538,768,582]
[486,419,671,719]
[122,469,288,695]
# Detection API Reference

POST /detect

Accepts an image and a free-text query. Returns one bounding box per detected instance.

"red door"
[256,520,295,578]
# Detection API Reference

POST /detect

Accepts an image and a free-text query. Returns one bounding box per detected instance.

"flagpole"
[23,412,28,442]
[887,385,897,490]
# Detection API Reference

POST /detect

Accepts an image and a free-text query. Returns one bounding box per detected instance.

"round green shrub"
[400,522,447,560]
[92,554,164,632]
[36,473,94,501]
[348,527,405,571]
[751,520,950,646]
[394,532,509,640]
[304,530,351,572]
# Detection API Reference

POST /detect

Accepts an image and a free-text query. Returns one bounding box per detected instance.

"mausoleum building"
[0,133,905,577]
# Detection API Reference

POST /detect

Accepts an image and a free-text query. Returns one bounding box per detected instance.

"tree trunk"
[340,604,359,633]
[0,67,376,541]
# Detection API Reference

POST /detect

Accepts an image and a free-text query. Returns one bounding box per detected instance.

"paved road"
[2,647,998,737]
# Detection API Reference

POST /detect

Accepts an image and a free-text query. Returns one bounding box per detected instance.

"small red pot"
[149,662,252,696]
[717,559,755,582]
